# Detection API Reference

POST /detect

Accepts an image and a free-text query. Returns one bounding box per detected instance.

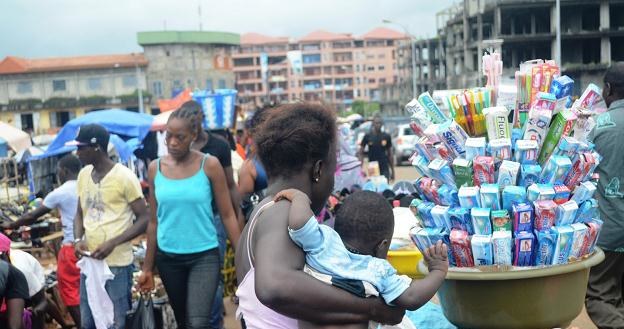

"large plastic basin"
[437,248,605,329]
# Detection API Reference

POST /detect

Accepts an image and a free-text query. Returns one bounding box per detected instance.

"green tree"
[351,100,380,118]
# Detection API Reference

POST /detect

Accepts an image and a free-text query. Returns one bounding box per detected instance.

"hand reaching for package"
[423,240,449,274]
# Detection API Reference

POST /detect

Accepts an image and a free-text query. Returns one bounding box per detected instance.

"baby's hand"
[423,240,449,274]
[274,189,310,203]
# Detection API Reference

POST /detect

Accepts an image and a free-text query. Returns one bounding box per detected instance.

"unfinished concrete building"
[440,0,624,93]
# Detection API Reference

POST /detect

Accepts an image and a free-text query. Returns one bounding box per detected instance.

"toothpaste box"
[553,183,571,204]
[417,201,437,228]
[570,223,589,259]
[471,208,492,235]
[512,202,534,234]
[540,155,572,185]
[486,106,511,141]
[514,231,536,266]
[491,209,512,232]
[553,136,580,159]
[523,109,554,149]
[489,138,513,163]
[575,198,598,223]
[439,184,459,207]
[428,158,456,187]
[534,229,557,266]
[527,183,556,202]
[452,158,474,188]
[556,200,579,226]
[492,230,513,266]
[580,219,603,257]
[551,225,574,265]
[502,185,528,212]
[571,181,597,205]
[534,200,558,231]
[473,155,496,186]
[497,160,521,190]
[515,139,540,165]
[471,234,494,266]
[538,110,577,165]
[465,137,487,161]
[450,229,475,267]
[520,164,542,187]
[449,207,474,235]
[431,205,452,231]
[459,186,481,208]
[480,183,501,210]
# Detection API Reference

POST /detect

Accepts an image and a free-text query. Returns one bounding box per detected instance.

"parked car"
[392,124,417,165]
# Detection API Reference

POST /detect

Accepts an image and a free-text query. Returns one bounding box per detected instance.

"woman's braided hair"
[169,100,202,134]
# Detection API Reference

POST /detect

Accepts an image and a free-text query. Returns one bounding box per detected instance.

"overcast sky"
[1,0,457,59]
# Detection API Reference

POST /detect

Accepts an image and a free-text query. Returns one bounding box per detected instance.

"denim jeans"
[80,264,133,329]
[156,248,220,329]
[209,214,227,329]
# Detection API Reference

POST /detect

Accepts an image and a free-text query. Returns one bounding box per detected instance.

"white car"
[392,124,418,166]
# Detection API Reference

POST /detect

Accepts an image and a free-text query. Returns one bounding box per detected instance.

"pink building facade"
[233,27,406,109]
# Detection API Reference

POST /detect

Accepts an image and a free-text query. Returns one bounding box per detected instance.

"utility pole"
[555,0,561,65]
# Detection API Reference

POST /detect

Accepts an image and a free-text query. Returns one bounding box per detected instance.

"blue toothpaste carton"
[540,155,572,185]
[491,209,512,232]
[570,223,588,259]
[553,183,571,204]
[534,229,557,266]
[515,140,539,164]
[465,137,486,161]
[575,198,598,223]
[449,207,474,235]
[417,201,436,228]
[431,205,452,231]
[514,231,536,266]
[411,154,431,178]
[502,185,528,212]
[520,164,542,187]
[512,202,534,234]
[492,230,513,266]
[459,186,481,209]
[556,200,579,226]
[527,183,556,202]
[571,181,597,205]
[471,235,494,266]
[497,160,520,190]
[409,226,447,252]
[439,184,459,207]
[480,184,501,210]
[553,136,580,159]
[428,159,456,187]
[471,207,492,235]
[489,138,513,163]
[511,128,524,151]
[551,225,574,265]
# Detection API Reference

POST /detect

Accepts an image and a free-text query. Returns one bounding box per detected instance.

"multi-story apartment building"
[232,27,407,110]
[441,0,624,92]
[138,31,240,100]
[0,53,148,134]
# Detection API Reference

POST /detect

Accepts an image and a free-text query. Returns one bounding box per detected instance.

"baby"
[275,189,448,328]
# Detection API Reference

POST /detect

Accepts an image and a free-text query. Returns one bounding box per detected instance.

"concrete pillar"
[551,5,557,34]
[601,37,611,64]
[494,6,502,37]
[463,1,474,72]
[531,14,536,34]
[600,1,610,30]
[511,17,515,35]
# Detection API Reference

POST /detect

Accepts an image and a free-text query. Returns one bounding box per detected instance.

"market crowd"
[0,62,623,329]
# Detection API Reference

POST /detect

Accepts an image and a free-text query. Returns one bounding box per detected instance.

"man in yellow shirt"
[70,124,149,329]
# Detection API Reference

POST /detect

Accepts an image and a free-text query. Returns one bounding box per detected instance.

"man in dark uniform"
[358,115,395,181]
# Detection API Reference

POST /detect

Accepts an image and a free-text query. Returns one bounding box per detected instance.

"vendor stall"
[385,55,606,329]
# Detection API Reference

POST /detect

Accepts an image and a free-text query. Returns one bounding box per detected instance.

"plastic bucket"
[438,248,605,329]
[387,250,426,279]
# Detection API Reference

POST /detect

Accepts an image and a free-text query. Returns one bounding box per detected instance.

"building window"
[21,113,34,132]
[290,80,295,88]
[52,80,66,92]
[324,79,332,85]
[206,79,213,90]
[152,81,163,96]
[367,66,375,71]
[379,78,386,84]
[378,54,386,59]
[355,64,360,72]
[55,111,70,127]
[369,78,376,84]
[218,79,226,89]
[123,75,137,88]
[378,65,385,71]
[88,78,102,90]
[17,81,32,94]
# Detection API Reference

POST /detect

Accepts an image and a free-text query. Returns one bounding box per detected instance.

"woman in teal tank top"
[138,101,241,328]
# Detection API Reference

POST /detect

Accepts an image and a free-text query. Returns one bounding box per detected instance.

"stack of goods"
[404,63,604,269]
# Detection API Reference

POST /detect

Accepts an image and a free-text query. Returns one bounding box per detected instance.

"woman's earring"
[314,177,320,182]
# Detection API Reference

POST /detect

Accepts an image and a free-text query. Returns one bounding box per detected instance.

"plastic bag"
[126,295,156,329]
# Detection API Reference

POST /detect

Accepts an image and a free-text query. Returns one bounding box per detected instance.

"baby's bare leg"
[298,320,368,329]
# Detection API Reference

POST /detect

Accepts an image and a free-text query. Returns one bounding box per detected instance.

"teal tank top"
[155,155,218,254]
